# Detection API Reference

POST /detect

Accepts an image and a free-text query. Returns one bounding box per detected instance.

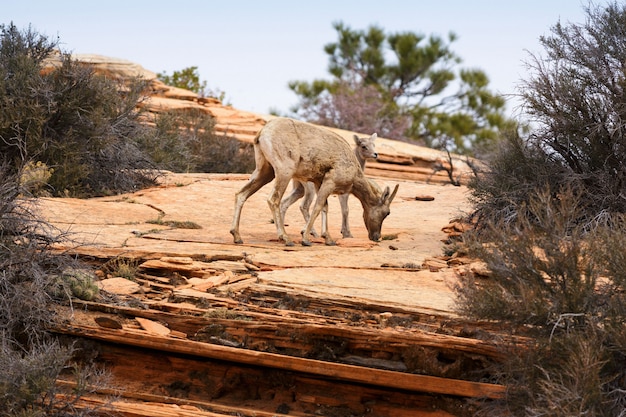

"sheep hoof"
[231,230,243,244]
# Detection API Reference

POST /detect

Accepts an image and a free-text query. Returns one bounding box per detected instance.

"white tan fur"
[279,133,378,239]
[230,118,398,246]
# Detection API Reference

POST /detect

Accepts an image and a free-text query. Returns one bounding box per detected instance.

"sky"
[5,1,592,118]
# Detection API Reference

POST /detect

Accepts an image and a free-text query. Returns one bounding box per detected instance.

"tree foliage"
[290,22,515,155]
[157,66,207,96]
[157,66,227,103]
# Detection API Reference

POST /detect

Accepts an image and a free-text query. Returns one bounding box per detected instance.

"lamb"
[230,118,398,246]
[279,133,378,239]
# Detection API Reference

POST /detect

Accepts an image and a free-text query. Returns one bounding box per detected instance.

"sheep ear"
[370,133,377,141]
[353,135,361,145]
[382,184,399,204]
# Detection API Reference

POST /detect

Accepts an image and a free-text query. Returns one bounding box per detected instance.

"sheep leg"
[299,182,320,237]
[302,181,335,246]
[320,201,329,239]
[279,181,319,238]
[230,162,275,244]
[338,193,353,238]
[267,174,295,246]
[280,180,305,223]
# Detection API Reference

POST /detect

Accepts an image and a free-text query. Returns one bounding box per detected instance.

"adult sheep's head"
[363,183,399,241]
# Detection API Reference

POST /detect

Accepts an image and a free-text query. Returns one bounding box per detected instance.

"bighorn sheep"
[230,118,398,246]
[279,133,378,239]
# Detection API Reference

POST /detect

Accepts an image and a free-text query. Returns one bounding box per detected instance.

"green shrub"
[0,164,107,415]
[1,23,253,194]
[137,108,254,173]
[0,340,110,417]
[20,161,54,196]
[457,187,626,416]
[460,6,626,407]
[0,23,158,197]
[468,130,570,229]
[471,3,626,229]
[459,186,601,326]
[461,7,626,412]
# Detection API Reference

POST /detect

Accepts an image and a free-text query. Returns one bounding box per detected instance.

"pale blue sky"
[5,1,591,117]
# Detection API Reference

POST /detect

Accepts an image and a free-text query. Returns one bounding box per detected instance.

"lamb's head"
[354,133,378,160]
[362,183,399,241]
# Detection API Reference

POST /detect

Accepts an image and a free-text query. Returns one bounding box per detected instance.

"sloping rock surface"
[43,172,469,314]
